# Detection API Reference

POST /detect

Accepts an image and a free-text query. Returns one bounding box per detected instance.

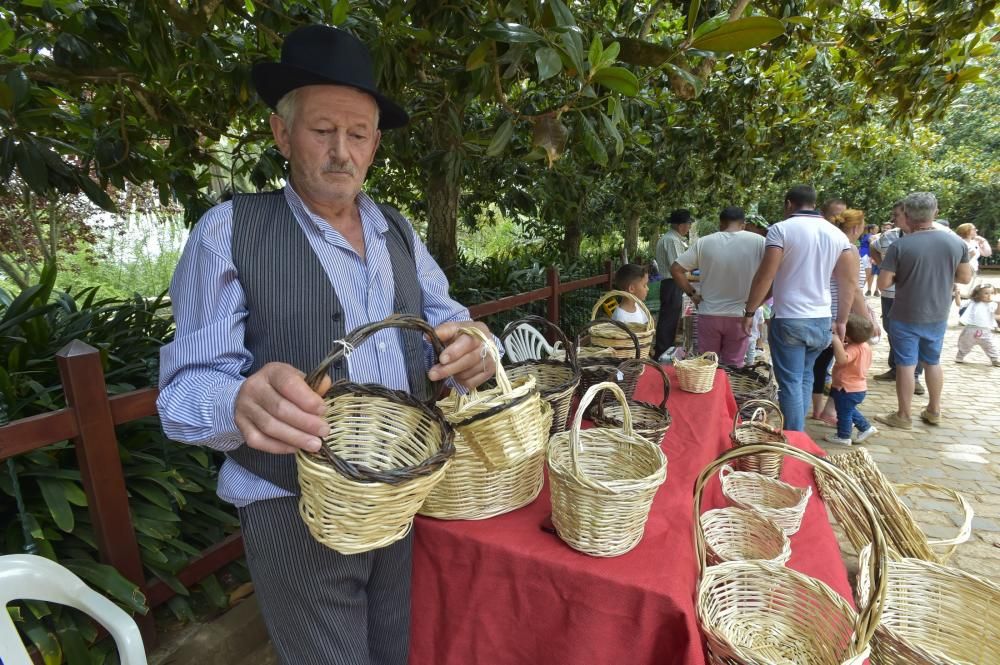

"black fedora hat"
[251,25,408,130]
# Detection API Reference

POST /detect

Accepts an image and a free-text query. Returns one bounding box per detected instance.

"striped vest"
[228,191,428,493]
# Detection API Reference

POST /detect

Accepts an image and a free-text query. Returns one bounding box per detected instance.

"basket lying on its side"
[547,382,667,557]
[675,351,718,393]
[437,326,545,470]
[729,399,786,479]
[694,442,888,665]
[499,315,580,435]
[699,507,791,567]
[297,315,455,555]
[576,319,644,399]
[719,464,811,536]
[724,361,777,406]
[591,358,671,444]
[816,447,973,563]
[856,544,1000,665]
[588,290,655,359]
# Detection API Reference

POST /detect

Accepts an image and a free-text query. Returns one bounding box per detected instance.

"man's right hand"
[741,316,753,336]
[234,362,331,454]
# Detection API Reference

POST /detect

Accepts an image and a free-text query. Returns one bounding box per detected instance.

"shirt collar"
[789,209,824,218]
[282,183,389,235]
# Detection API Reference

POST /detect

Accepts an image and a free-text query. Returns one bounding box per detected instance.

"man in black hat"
[157,25,496,665]
[653,209,692,359]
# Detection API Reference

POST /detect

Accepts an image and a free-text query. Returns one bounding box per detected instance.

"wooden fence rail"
[0,261,614,649]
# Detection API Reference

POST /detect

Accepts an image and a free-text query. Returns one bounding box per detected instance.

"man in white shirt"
[653,209,692,358]
[742,185,858,431]
[670,206,765,367]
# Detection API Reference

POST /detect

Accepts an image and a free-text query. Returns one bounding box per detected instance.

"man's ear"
[269,114,290,159]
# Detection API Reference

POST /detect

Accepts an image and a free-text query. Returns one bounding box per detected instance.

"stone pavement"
[804,273,1000,580]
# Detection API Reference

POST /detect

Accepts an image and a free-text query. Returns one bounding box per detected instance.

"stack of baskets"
[498,316,580,435]
[729,399,786,479]
[297,316,456,555]
[422,326,552,520]
[587,290,655,358]
[719,464,811,536]
[590,357,672,443]
[675,351,718,393]
[698,507,791,567]
[576,319,645,399]
[723,361,777,408]
[547,382,667,557]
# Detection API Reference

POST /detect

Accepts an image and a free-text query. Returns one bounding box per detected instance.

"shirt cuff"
[211,379,246,452]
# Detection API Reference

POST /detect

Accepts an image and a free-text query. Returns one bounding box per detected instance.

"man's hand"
[690,293,703,306]
[834,320,847,342]
[429,321,497,389]
[234,362,331,455]
[741,315,754,337]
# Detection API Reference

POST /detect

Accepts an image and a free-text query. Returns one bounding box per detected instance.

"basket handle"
[590,290,655,332]
[452,324,511,402]
[305,314,446,405]
[692,442,888,657]
[499,315,577,368]
[732,398,784,433]
[895,482,974,554]
[618,357,670,411]
[568,382,635,491]
[748,361,774,385]
[576,319,641,359]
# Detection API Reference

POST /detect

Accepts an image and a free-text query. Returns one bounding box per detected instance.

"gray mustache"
[323,162,356,176]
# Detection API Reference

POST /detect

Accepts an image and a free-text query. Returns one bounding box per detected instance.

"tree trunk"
[562,216,582,259]
[625,209,640,261]
[425,104,463,278]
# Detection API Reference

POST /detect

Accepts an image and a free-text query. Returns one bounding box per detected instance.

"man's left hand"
[428,321,497,389]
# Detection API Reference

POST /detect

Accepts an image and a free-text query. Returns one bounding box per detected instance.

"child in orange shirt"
[825,314,878,446]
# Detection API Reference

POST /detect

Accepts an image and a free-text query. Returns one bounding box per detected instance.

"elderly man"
[876,192,971,429]
[653,209,692,359]
[157,25,495,665]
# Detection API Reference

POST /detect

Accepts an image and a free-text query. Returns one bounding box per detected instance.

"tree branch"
[729,0,752,20]
[0,253,31,290]
[639,1,668,39]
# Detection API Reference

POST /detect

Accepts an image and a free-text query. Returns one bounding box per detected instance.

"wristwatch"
[743,307,756,318]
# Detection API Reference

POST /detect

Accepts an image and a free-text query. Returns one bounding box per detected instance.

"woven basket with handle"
[699,507,791,567]
[576,319,644,399]
[590,357,671,443]
[719,464,811,536]
[499,315,580,435]
[694,442,888,665]
[729,399,786,479]
[723,361,777,406]
[547,382,667,557]
[675,351,718,393]
[296,315,455,555]
[588,290,655,359]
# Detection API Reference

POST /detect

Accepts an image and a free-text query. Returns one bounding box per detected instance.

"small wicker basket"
[699,507,791,566]
[857,543,1000,665]
[694,443,888,665]
[719,464,811,536]
[729,399,786,479]
[547,382,668,557]
[590,358,671,443]
[437,326,545,470]
[296,315,455,555]
[499,315,580,435]
[723,361,777,406]
[675,351,718,393]
[576,319,644,399]
[587,290,655,359]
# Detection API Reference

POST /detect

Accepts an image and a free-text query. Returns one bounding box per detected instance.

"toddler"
[956,284,1000,367]
[611,264,650,325]
[825,314,878,446]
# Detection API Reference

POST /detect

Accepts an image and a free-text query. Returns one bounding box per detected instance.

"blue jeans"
[830,388,871,439]
[768,317,832,431]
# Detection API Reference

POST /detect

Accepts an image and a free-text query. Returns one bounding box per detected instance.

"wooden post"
[605,259,614,289]
[546,265,560,332]
[56,340,156,645]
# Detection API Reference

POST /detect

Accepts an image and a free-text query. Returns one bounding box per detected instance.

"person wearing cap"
[653,209,692,358]
[156,25,496,665]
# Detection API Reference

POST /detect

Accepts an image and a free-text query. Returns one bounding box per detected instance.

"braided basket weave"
[719,464,811,536]
[675,351,718,393]
[723,361,777,407]
[590,357,671,443]
[576,319,644,399]
[729,399,786,479]
[587,290,655,359]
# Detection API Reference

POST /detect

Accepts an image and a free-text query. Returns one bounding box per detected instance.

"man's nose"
[327,131,348,157]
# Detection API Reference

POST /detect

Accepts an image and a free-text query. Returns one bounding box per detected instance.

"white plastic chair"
[0,554,147,665]
[502,322,557,362]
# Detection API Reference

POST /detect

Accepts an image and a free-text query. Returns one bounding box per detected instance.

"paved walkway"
[804,273,1000,580]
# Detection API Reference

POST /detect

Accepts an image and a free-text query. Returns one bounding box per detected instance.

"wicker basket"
[675,351,718,393]
[420,401,552,520]
[816,447,974,563]
[296,315,455,555]
[699,507,791,567]
[694,443,888,665]
[591,358,672,443]
[729,399,787,479]
[547,382,668,557]
[724,361,777,406]
[576,319,644,399]
[588,290,656,359]
[499,315,580,435]
[437,326,546,470]
[719,464,811,536]
[857,544,1000,665]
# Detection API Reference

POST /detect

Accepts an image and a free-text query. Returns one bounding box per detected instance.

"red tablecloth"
[410,368,852,665]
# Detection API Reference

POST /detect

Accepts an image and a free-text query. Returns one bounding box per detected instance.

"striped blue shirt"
[157,186,473,507]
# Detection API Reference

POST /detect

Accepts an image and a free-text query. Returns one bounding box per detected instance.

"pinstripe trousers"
[239,496,412,665]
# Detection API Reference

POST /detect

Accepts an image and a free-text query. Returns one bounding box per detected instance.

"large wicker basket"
[588,290,655,359]
[724,361,777,406]
[437,326,546,470]
[694,443,888,665]
[547,382,667,557]
[420,401,552,520]
[590,357,671,443]
[719,464,811,536]
[296,316,455,555]
[857,544,1000,665]
[499,315,580,435]
[699,507,791,567]
[675,351,718,393]
[729,399,786,479]
[816,447,973,563]
[576,319,644,399]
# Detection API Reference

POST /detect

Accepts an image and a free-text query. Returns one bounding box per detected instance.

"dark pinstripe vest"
[229,190,428,493]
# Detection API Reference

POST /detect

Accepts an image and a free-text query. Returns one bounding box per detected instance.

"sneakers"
[913,380,926,395]
[956,355,966,364]
[824,434,852,445]
[874,370,896,381]
[854,425,878,443]
[876,412,913,430]
[920,409,941,426]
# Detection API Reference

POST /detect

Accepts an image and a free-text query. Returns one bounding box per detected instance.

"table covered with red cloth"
[410,367,852,665]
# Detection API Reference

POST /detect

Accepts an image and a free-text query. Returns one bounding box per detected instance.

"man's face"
[269,85,381,210]
[678,222,692,237]
[823,203,846,222]
[890,206,906,230]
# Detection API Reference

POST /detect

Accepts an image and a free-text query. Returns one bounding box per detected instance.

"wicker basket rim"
[576,318,640,360]
[590,289,655,332]
[504,358,581,397]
